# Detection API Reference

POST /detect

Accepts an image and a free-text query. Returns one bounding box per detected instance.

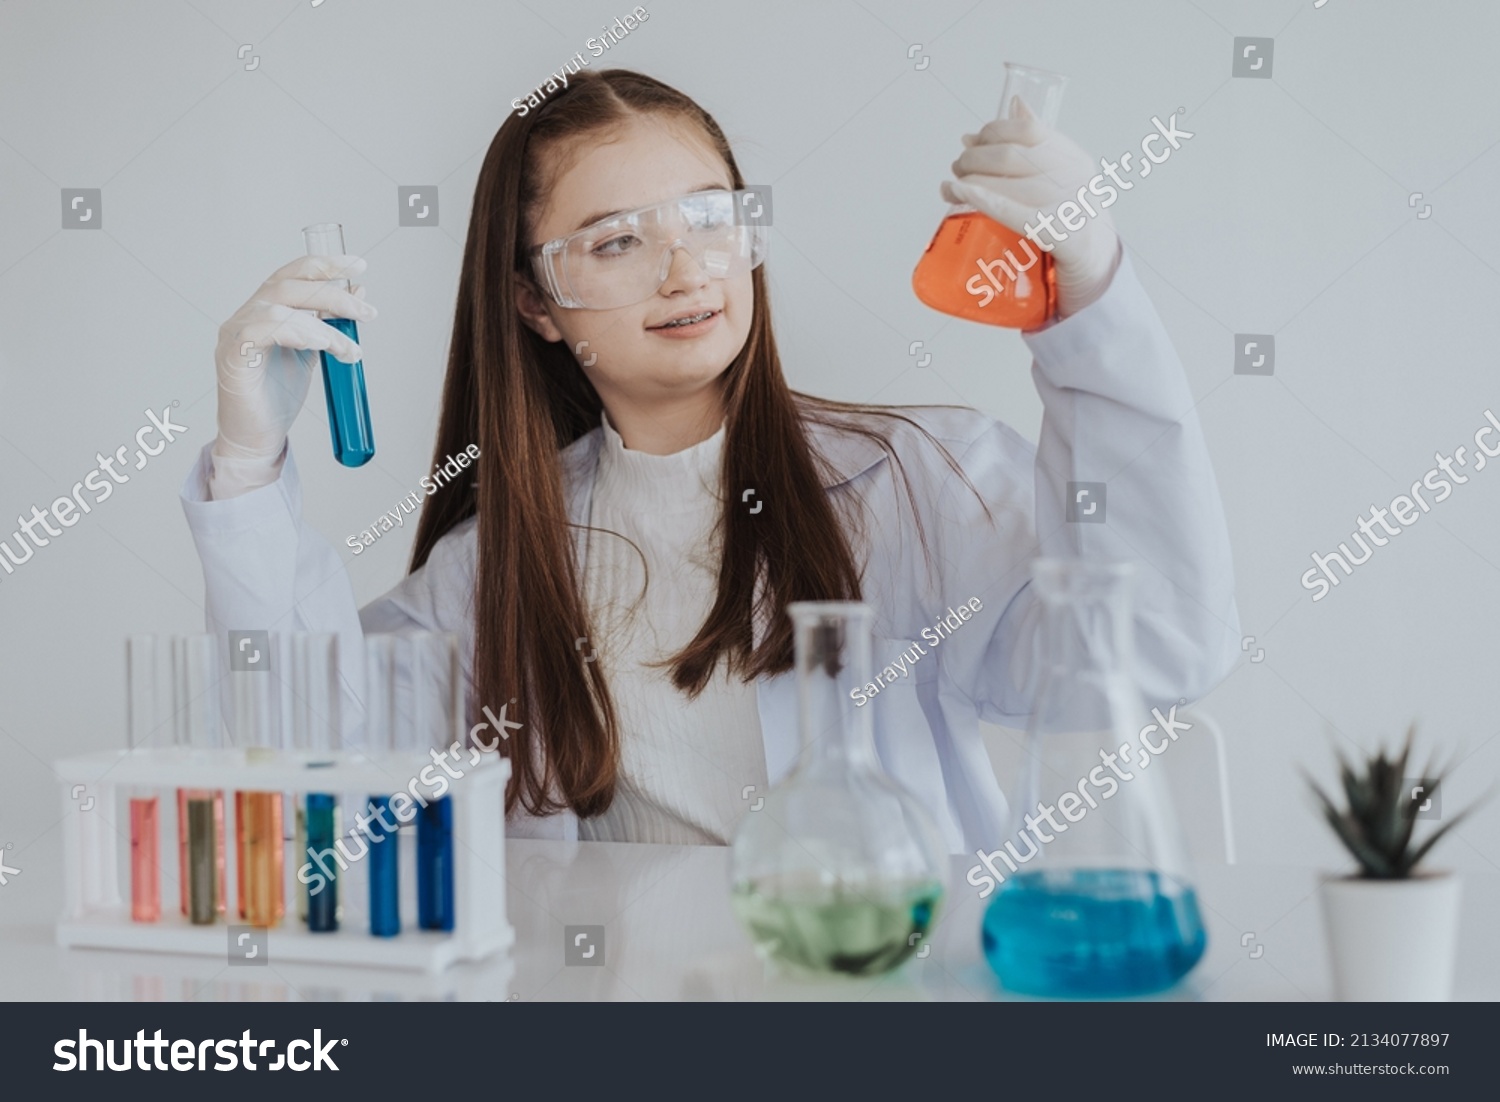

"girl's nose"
[657,240,710,292]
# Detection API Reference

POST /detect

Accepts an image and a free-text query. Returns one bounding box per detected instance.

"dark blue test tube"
[305,792,339,932]
[367,795,401,937]
[417,796,454,931]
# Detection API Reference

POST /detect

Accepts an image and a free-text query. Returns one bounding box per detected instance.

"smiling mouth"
[649,309,721,330]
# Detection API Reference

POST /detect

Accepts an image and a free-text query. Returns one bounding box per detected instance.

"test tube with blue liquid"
[410,632,460,932]
[363,635,401,938]
[302,222,375,468]
[291,634,341,933]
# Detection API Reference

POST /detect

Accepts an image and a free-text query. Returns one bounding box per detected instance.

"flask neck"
[797,659,880,772]
[790,606,880,772]
[1039,596,1133,679]
[1033,562,1136,681]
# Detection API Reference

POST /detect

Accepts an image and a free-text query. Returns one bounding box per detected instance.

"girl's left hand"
[941,99,1122,319]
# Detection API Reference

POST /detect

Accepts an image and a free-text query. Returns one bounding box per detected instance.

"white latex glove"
[942,99,1122,320]
[211,255,374,497]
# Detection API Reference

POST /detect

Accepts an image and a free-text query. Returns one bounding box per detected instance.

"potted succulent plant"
[1308,726,1472,1001]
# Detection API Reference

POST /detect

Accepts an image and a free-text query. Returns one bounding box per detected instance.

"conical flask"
[729,601,947,977]
[911,62,1066,329]
[982,560,1206,995]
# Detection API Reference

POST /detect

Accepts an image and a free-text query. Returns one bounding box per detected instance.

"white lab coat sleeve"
[178,441,476,746]
[180,443,576,839]
[925,248,1241,722]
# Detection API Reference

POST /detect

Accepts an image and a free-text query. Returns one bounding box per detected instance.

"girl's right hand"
[213,254,377,463]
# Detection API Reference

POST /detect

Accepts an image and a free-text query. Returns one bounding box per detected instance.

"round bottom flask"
[729,602,948,977]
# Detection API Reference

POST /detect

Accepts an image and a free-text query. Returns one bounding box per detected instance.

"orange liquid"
[235,790,245,919]
[239,791,285,926]
[129,796,160,923]
[912,211,1056,329]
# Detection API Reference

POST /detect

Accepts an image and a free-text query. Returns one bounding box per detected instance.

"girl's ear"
[514,279,565,342]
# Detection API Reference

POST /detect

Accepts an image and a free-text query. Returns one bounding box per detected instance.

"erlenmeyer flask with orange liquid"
[913,63,1068,330]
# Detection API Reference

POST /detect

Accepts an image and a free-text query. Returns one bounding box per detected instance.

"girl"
[185,69,1238,852]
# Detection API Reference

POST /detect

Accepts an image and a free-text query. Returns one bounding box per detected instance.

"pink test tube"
[125,636,164,923]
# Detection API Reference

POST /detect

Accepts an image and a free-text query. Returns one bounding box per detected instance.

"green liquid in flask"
[732,877,943,977]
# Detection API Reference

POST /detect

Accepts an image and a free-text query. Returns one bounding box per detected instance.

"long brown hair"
[410,68,985,818]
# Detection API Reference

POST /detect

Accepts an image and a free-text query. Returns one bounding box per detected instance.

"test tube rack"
[53,747,512,974]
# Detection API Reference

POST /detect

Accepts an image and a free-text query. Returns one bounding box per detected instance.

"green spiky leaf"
[1307,725,1482,880]
[1399,809,1471,877]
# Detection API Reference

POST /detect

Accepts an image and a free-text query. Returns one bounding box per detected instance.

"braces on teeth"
[661,311,714,327]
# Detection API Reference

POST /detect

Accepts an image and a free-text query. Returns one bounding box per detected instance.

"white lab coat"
[180,250,1240,854]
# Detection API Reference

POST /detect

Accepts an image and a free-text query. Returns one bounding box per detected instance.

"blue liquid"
[367,795,400,938]
[982,868,1206,997]
[318,316,375,467]
[305,794,339,932]
[417,796,454,931]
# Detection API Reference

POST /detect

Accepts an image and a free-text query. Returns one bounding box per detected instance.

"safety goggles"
[529,188,768,309]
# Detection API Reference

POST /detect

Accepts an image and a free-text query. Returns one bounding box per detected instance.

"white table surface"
[0,840,1495,1001]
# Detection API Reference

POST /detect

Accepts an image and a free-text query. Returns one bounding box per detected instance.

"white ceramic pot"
[1319,873,1462,1001]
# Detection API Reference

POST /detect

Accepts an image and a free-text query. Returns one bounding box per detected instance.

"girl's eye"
[591,234,640,257]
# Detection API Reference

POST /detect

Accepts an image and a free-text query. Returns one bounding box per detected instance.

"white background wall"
[2,0,1498,927]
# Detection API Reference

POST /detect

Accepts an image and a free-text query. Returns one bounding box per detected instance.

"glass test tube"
[124,636,163,923]
[174,635,226,923]
[127,797,160,922]
[235,789,246,917]
[289,635,307,924]
[303,222,375,468]
[364,635,401,937]
[231,655,285,927]
[409,632,460,932]
[293,795,306,923]
[291,634,341,933]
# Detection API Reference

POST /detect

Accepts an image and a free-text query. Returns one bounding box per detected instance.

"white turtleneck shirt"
[575,409,768,845]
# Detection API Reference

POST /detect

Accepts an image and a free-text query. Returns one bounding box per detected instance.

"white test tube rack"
[53,747,512,973]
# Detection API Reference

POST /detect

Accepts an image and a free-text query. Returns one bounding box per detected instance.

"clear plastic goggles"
[529,188,768,309]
